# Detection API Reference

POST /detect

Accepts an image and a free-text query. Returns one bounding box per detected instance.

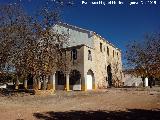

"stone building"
[49,22,123,91]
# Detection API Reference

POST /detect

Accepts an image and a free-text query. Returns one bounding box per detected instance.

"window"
[88,50,92,61]
[117,52,118,57]
[71,49,77,60]
[107,46,109,56]
[113,50,114,57]
[100,42,102,52]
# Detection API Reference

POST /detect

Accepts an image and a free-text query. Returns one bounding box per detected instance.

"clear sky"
[1,0,160,57]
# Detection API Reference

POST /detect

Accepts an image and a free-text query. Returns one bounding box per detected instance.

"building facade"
[49,22,123,91]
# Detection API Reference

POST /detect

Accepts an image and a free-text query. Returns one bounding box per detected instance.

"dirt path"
[0,88,160,120]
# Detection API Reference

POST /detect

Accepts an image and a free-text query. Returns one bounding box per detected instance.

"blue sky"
[63,1,160,51]
[1,0,160,57]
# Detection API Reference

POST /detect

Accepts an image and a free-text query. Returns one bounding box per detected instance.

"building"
[123,70,160,87]
[123,73,143,87]
[49,22,123,91]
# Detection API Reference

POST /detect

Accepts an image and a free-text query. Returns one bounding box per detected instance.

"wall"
[52,24,94,48]
[83,45,96,90]
[123,74,143,87]
[66,45,85,90]
[93,35,123,88]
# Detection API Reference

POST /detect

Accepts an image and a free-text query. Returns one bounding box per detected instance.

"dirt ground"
[0,87,160,120]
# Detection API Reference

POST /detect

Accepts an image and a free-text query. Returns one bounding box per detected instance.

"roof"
[55,22,121,52]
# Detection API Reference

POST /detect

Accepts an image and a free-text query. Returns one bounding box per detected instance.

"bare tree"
[0,3,32,88]
[0,2,72,90]
[125,32,160,79]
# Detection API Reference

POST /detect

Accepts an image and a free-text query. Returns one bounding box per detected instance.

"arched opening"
[69,70,81,90]
[107,65,112,87]
[27,73,33,86]
[87,69,95,90]
[55,71,65,90]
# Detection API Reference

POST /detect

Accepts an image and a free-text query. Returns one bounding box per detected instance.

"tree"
[125,32,160,79]
[0,3,31,88]
[0,1,73,90]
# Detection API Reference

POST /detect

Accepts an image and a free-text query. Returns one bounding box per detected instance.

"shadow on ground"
[33,109,160,120]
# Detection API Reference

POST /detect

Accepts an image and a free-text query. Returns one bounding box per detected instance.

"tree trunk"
[33,76,38,90]
[23,79,28,89]
[42,76,47,90]
[15,75,19,90]
[38,78,41,90]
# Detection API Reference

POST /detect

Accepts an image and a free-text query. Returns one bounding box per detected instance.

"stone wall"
[93,35,122,88]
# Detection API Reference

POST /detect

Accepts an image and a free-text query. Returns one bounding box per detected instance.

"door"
[87,74,92,90]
